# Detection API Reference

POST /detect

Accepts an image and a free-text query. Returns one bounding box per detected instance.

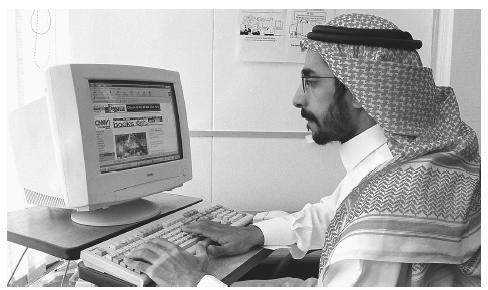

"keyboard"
[80,203,254,286]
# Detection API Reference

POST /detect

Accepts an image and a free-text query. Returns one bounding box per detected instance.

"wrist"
[247,224,264,247]
[188,271,207,286]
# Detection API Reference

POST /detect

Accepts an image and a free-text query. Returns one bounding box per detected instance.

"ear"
[346,91,363,109]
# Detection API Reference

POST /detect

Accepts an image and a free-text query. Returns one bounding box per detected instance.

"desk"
[7,193,273,286]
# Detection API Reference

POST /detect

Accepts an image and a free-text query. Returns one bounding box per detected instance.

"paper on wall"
[237,9,335,63]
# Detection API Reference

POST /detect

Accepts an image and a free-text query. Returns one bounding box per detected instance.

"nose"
[292,85,305,108]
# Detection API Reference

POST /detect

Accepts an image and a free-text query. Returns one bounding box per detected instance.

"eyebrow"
[301,68,316,76]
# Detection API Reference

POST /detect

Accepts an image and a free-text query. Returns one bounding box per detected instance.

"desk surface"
[7,193,202,260]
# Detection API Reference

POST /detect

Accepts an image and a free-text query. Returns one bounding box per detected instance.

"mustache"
[301,109,317,123]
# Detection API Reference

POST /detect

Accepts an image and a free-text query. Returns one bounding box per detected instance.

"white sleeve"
[196,275,227,287]
[254,198,337,258]
[321,259,403,286]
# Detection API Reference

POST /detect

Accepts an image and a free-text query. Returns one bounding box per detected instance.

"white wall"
[64,9,481,211]
[69,10,214,131]
[450,10,481,141]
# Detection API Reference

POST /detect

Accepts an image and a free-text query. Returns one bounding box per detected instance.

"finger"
[195,240,209,257]
[194,241,209,271]
[126,247,161,264]
[149,238,181,255]
[183,220,223,230]
[182,221,224,239]
[194,238,215,256]
[123,258,151,274]
[145,239,170,252]
[199,238,213,248]
[126,248,159,264]
[181,220,211,233]
[207,244,227,257]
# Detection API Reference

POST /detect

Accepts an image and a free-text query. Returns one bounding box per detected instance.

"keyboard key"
[173,237,186,245]
[92,248,107,256]
[128,265,140,274]
[179,235,190,243]
[126,236,137,244]
[230,214,243,222]
[183,211,195,218]
[113,254,124,264]
[137,230,150,238]
[180,238,199,250]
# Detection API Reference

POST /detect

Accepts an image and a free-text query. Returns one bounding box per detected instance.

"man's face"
[293,50,356,145]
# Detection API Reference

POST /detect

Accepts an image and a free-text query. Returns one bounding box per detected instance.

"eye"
[304,78,320,87]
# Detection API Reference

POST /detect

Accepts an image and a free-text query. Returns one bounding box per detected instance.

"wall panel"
[167,137,212,202]
[450,10,481,140]
[69,9,214,130]
[212,138,344,211]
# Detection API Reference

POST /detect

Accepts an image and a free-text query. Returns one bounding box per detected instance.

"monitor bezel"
[47,64,192,210]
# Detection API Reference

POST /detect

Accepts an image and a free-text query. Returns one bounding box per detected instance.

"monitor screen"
[90,80,183,174]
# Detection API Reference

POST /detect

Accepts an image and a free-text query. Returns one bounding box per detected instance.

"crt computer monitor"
[8,64,192,226]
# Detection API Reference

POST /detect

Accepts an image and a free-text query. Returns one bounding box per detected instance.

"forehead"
[302,50,334,76]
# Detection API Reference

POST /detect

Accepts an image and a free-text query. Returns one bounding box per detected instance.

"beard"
[302,95,356,145]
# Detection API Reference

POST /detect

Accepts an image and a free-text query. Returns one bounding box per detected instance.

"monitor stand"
[71,198,161,227]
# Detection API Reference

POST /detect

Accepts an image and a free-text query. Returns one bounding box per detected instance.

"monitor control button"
[183,168,188,176]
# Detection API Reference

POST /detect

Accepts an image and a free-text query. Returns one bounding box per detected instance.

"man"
[123,13,481,286]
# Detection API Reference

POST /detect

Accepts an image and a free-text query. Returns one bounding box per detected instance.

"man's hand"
[124,238,210,287]
[182,221,264,257]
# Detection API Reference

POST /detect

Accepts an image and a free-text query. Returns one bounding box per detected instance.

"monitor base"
[71,199,161,226]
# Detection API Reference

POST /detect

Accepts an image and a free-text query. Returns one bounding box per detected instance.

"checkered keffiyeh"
[301,14,481,286]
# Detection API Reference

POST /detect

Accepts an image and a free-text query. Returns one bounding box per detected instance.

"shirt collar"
[339,124,388,172]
